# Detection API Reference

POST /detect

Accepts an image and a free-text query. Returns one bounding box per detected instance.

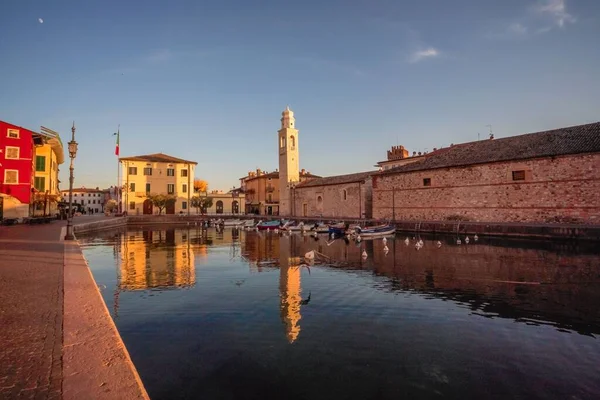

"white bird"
[404,237,410,246]
[418,239,424,246]
[383,245,389,252]
[436,241,442,248]
[382,237,387,245]
[415,241,423,250]
[465,236,470,244]
[384,247,389,255]
[361,250,368,259]
[38,18,44,24]
[331,233,336,239]
[304,250,315,260]
[474,234,479,242]
[456,238,462,245]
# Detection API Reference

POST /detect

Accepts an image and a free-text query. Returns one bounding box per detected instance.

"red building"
[0,120,36,214]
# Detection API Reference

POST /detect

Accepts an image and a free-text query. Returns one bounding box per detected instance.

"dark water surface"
[79,226,600,400]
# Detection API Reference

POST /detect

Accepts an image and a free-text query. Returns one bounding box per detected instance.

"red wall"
[0,120,35,204]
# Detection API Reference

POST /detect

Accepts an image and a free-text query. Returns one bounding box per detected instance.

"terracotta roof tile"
[296,171,376,188]
[381,122,600,175]
[119,153,197,165]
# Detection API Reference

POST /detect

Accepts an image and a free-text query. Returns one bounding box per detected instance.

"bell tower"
[278,106,299,216]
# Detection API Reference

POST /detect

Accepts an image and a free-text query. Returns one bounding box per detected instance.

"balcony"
[266,186,275,193]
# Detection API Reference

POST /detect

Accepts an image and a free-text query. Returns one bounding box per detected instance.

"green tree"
[190,196,202,215]
[200,197,213,215]
[146,193,177,215]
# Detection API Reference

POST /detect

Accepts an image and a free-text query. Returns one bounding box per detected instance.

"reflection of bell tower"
[279,235,302,343]
[278,106,299,216]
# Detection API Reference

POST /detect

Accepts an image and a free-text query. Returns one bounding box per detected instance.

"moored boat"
[354,224,396,237]
[256,220,283,230]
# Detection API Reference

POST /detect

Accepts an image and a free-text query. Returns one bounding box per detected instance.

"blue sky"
[1,0,599,190]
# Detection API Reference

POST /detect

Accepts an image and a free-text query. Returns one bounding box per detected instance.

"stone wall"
[372,153,600,224]
[291,180,372,219]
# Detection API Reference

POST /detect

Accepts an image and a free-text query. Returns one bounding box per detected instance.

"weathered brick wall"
[372,153,600,223]
[292,180,372,219]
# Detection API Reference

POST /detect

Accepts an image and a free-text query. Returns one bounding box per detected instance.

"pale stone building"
[119,153,197,215]
[60,187,105,214]
[192,190,246,215]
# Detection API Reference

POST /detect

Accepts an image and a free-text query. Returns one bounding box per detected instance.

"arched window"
[317,196,322,203]
[290,135,295,149]
[280,136,286,148]
[216,200,223,214]
[232,200,239,214]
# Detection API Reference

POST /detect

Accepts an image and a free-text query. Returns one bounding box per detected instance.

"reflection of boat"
[328,223,348,236]
[242,219,256,227]
[310,223,330,234]
[223,219,243,226]
[355,224,396,237]
[257,220,282,230]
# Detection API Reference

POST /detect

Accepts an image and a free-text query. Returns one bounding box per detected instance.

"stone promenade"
[0,217,148,399]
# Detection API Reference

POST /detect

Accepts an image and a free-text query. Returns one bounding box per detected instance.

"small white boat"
[355,224,396,237]
[286,221,306,231]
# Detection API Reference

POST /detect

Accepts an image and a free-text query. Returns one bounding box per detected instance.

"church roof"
[380,121,600,175]
[296,171,376,188]
[119,153,198,165]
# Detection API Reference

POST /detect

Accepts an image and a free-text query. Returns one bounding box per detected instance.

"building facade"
[239,168,318,215]
[120,153,197,215]
[190,190,246,215]
[61,187,105,214]
[372,122,600,223]
[33,127,64,216]
[292,171,375,219]
[0,120,36,218]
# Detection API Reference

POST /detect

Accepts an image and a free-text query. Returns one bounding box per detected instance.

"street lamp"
[64,122,78,240]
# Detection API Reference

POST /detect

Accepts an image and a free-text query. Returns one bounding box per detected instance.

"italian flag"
[114,128,120,156]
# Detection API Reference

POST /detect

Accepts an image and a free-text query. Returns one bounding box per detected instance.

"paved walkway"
[0,218,148,400]
[0,221,65,399]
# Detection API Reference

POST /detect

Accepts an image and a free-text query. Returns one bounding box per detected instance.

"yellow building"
[119,153,197,215]
[33,128,64,216]
[194,189,246,215]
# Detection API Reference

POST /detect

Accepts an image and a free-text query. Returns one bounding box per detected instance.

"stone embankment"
[73,214,600,241]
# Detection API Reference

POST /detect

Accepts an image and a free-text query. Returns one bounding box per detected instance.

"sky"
[1,0,599,191]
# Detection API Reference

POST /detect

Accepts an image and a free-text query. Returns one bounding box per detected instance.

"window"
[216,200,223,214]
[280,136,286,148]
[423,178,431,187]
[93,200,96,204]
[35,156,46,171]
[512,170,526,181]
[182,184,187,193]
[128,167,137,175]
[182,201,187,210]
[268,194,272,202]
[167,168,175,176]
[317,195,323,203]
[181,169,188,177]
[167,184,175,194]
[143,167,152,176]
[34,177,46,191]
[343,189,347,200]
[146,183,151,193]
[129,183,135,192]
[290,135,295,149]
[7,129,19,139]
[129,201,136,210]
[88,193,91,197]
[5,146,19,159]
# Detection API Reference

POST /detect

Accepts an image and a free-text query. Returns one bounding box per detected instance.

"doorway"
[166,201,175,214]
[303,203,307,217]
[143,199,153,215]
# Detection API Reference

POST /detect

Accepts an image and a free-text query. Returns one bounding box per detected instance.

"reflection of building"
[119,229,196,290]
[278,235,303,343]
[120,153,197,215]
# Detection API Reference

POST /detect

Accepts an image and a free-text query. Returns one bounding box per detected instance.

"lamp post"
[64,122,78,240]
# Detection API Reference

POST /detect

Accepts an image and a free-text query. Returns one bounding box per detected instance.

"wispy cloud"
[535,0,576,28]
[409,47,440,63]
[507,23,528,36]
